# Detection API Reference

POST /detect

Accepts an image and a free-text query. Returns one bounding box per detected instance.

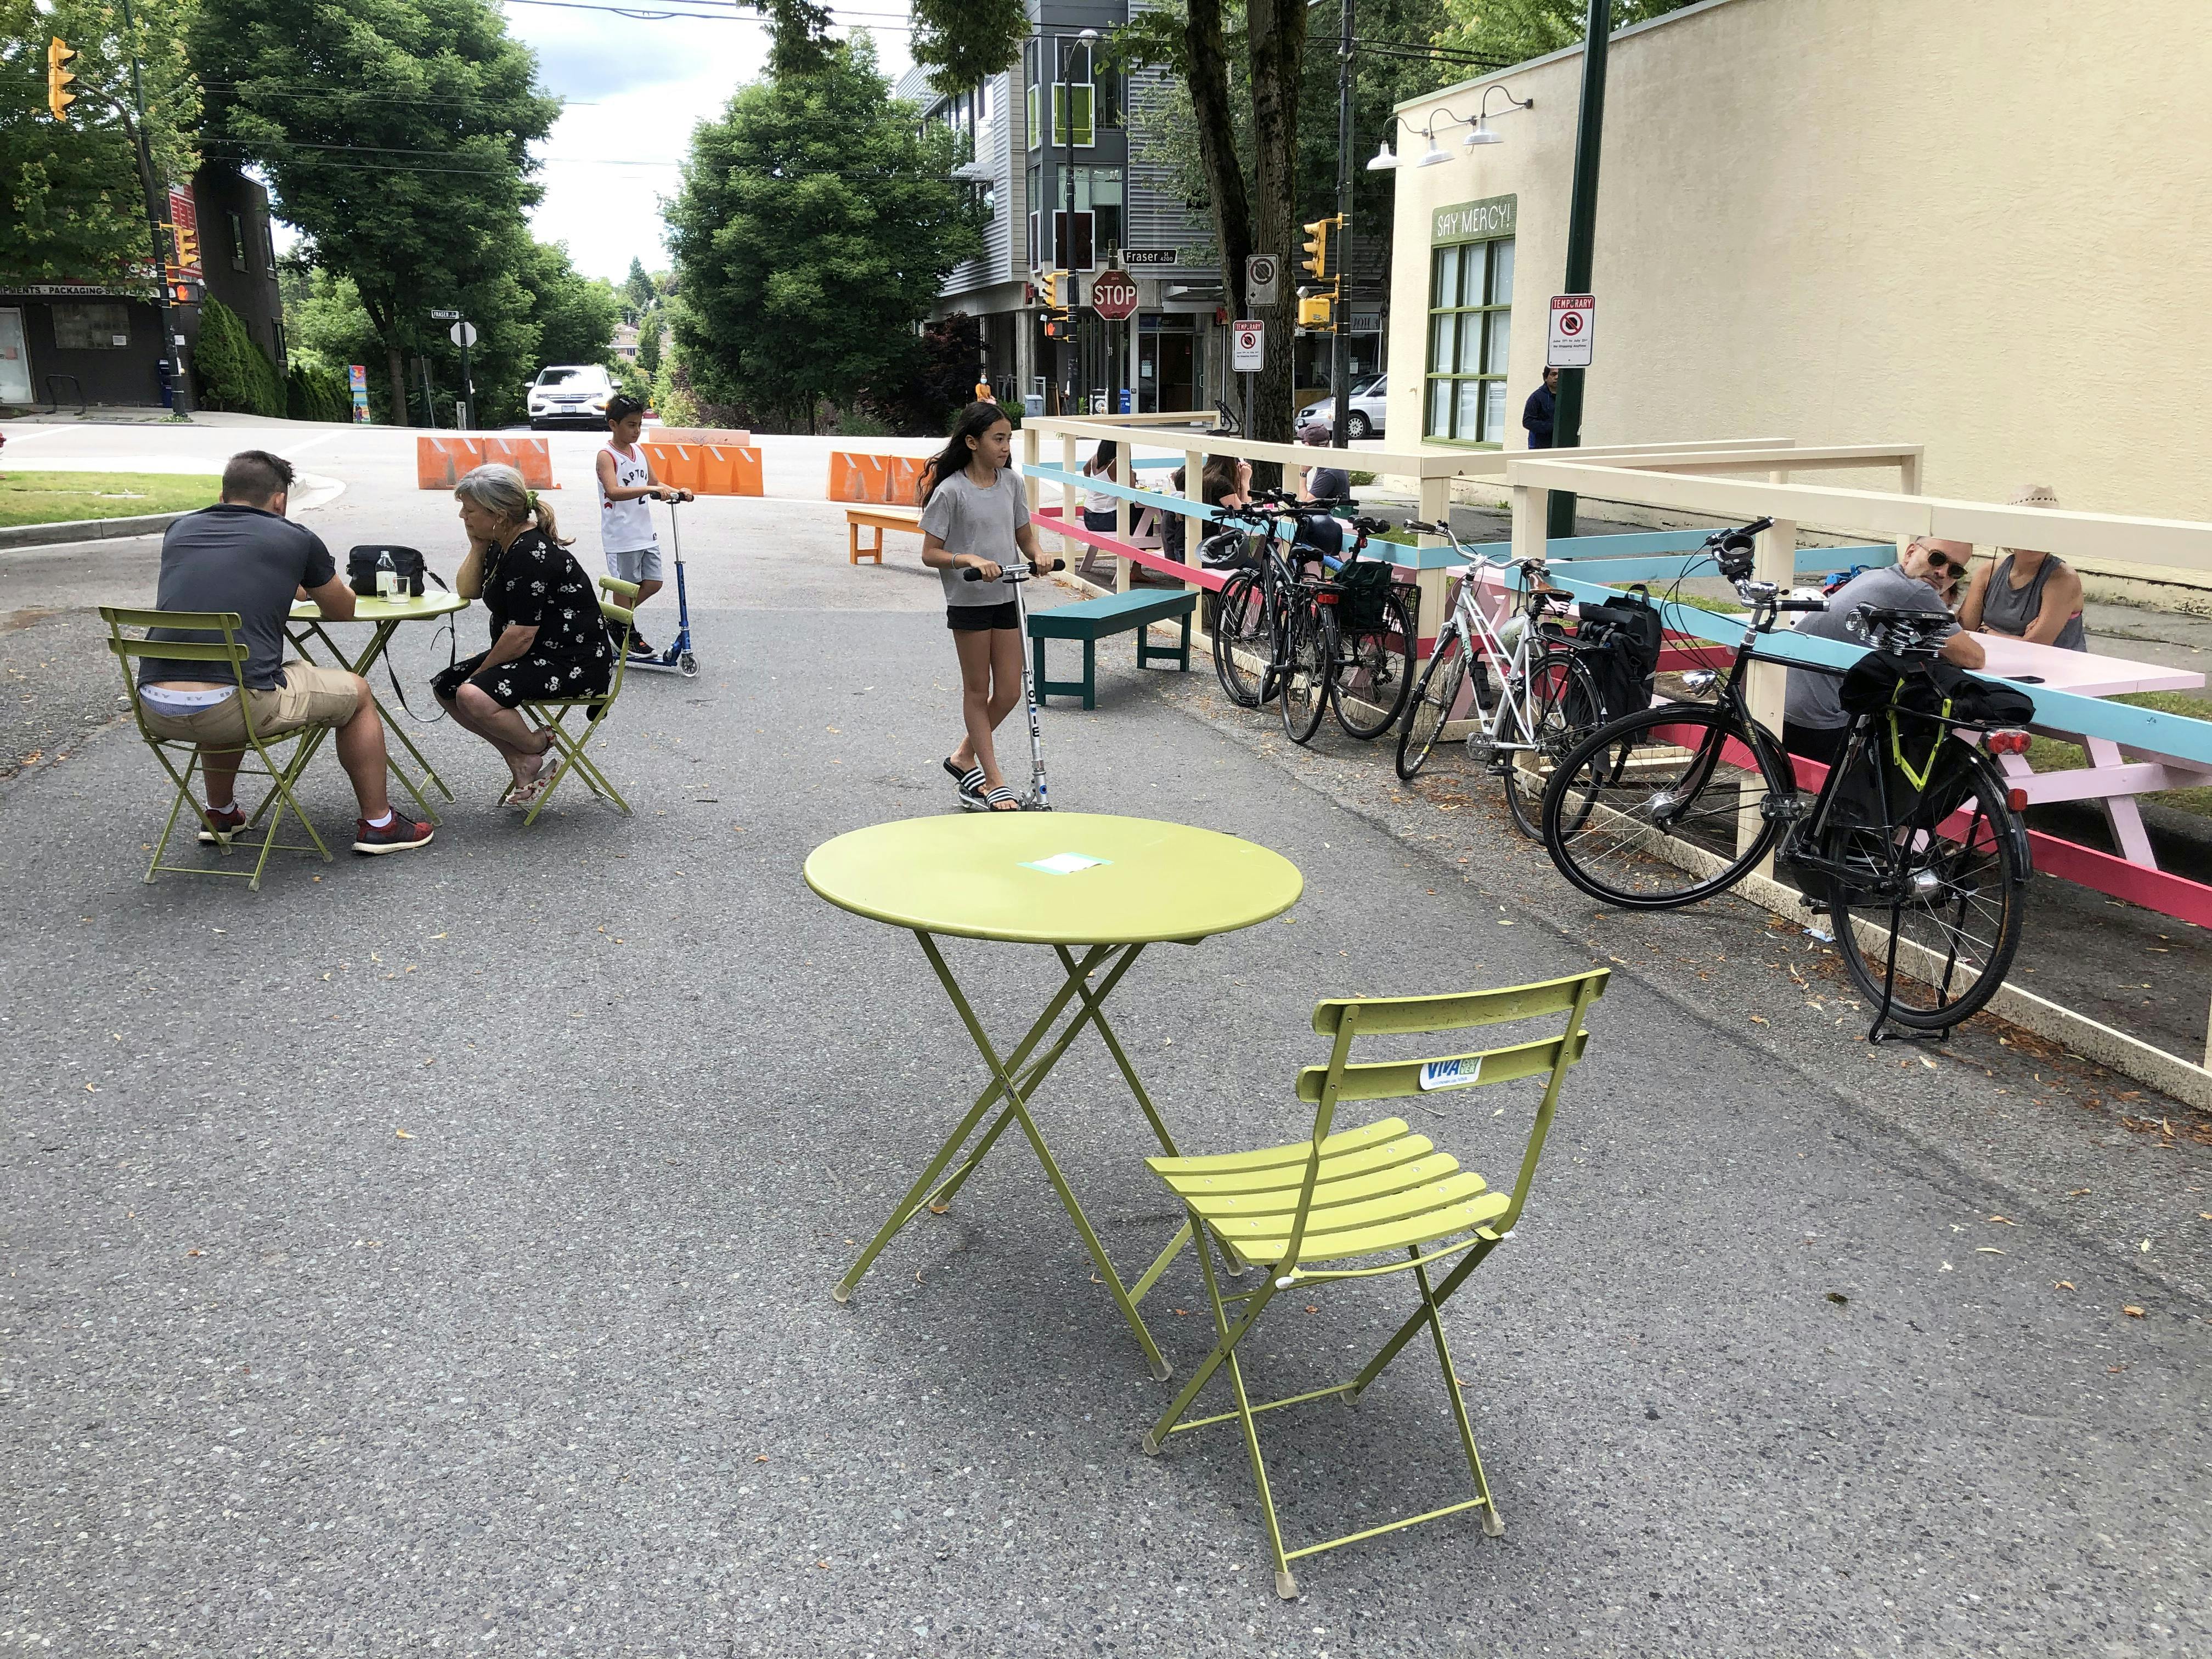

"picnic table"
[287,588,469,824]
[804,811,1304,1379]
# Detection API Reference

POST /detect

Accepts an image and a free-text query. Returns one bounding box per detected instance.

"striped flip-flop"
[944,756,988,811]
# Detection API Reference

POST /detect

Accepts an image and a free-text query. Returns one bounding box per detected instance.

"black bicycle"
[1538,519,2033,1032]
[1206,498,1415,743]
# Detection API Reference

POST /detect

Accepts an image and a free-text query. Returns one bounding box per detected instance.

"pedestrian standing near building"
[918,402,1051,813]
[1522,365,1560,449]
[1960,483,2088,651]
[594,394,689,661]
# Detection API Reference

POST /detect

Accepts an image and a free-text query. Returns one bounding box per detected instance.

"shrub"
[193,298,284,416]
[286,363,351,423]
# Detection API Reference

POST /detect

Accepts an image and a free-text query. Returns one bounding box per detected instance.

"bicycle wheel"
[1279,600,1331,746]
[1395,630,1466,781]
[1542,702,1792,909]
[1330,590,1416,741]
[1832,747,2028,1029]
[1211,568,1273,708]
[1502,648,1604,840]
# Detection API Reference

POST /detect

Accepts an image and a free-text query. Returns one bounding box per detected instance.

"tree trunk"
[1244,0,1308,478]
[1183,0,1252,336]
[357,292,411,426]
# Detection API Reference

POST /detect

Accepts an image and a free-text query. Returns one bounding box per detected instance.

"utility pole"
[1546,0,1610,539]
[1060,32,1079,415]
[1330,0,1355,450]
[119,0,188,414]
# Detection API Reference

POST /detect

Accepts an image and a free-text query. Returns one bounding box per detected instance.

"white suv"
[527,364,615,430]
[1296,375,1387,440]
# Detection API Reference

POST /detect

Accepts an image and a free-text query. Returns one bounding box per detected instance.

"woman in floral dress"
[433,463,614,806]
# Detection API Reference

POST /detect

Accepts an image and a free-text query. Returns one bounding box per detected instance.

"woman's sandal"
[983,785,1022,812]
[944,757,988,811]
[504,743,561,808]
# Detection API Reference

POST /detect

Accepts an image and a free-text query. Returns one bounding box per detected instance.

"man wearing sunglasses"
[1782,537,1985,765]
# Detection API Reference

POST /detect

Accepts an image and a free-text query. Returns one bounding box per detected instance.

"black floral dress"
[433,528,613,709]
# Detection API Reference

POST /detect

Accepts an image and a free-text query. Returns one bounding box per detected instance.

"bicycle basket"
[1336,556,1398,630]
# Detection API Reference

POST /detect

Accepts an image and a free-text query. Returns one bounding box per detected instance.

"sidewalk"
[2,602,2203,1656]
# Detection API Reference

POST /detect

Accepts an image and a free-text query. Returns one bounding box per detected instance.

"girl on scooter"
[918,402,1050,812]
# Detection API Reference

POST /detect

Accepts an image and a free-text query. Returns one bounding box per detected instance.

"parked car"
[526,364,616,430]
[1295,375,1387,440]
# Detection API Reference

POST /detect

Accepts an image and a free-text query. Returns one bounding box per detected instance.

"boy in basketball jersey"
[595,394,689,659]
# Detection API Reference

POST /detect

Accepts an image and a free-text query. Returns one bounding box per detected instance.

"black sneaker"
[196,804,247,844]
[627,635,658,659]
[353,813,435,855]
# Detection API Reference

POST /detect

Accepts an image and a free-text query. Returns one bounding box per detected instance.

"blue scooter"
[623,492,699,678]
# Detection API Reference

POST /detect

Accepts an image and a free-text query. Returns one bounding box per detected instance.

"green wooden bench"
[1029,589,1198,709]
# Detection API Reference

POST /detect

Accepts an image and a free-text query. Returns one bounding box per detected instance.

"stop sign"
[1092,272,1138,322]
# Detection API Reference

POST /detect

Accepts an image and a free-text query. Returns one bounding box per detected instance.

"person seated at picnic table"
[1080,439,1122,534]
[1782,537,1986,766]
[134,449,434,855]
[1164,454,1252,566]
[1959,483,2088,651]
[433,464,614,808]
[1295,420,1352,505]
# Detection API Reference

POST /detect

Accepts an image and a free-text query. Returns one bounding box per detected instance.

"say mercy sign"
[1432,194,1517,245]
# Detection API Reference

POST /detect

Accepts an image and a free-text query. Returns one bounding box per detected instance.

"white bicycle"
[1392,518,1605,838]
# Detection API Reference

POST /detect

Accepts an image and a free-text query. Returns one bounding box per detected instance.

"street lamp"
[1463,86,1532,147]
[1365,88,1532,172]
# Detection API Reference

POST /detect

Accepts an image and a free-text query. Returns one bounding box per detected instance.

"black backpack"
[1574,586,1664,721]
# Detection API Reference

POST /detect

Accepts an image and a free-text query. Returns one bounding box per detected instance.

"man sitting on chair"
[136,449,434,855]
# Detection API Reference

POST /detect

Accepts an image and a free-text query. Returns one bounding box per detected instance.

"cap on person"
[2010,483,2061,509]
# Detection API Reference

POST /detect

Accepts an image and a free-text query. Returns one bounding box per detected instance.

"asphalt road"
[1,417,2208,1657]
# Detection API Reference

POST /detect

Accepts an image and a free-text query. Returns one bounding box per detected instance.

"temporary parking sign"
[1232,320,1265,372]
[1547,294,1594,368]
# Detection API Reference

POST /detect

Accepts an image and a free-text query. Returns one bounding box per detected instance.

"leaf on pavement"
[2052,1281,2075,1290]
[394,1128,414,1139]
[2123,1305,2146,1317]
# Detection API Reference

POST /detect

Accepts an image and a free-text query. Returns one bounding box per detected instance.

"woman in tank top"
[1961,483,2087,651]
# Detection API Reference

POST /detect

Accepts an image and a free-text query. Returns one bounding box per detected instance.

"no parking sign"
[1547,294,1595,368]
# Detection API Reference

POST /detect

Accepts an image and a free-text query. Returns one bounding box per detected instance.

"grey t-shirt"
[919,467,1030,606]
[139,504,337,691]
[1784,563,1957,730]
[1304,465,1351,503]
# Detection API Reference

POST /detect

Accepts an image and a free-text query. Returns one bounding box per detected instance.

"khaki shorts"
[140,662,362,748]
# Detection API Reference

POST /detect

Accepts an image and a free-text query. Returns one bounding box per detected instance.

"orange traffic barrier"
[641,441,699,493]
[481,437,556,489]
[828,452,928,506]
[726,445,763,496]
[693,444,765,497]
[415,435,484,490]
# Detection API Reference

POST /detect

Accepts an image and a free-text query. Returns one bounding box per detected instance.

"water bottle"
[376,550,397,600]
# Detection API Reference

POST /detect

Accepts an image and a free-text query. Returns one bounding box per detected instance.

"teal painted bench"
[1029,589,1198,709]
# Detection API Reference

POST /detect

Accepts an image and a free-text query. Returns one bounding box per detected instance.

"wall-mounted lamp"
[1366,85,1533,171]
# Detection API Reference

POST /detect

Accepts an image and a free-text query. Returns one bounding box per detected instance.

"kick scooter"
[623,491,699,678]
[961,555,1065,810]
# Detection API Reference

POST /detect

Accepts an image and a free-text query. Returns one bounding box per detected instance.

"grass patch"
[0,470,219,528]
[2027,690,2212,815]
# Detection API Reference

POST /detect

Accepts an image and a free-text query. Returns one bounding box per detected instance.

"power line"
[500,0,918,27]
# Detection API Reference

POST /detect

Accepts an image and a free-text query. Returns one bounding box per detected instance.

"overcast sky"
[507,3,917,284]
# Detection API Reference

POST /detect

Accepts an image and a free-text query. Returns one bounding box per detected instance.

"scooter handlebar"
[961,558,1064,581]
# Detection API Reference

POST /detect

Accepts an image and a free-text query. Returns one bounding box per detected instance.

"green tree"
[1437,0,1699,64]
[635,312,663,376]
[622,255,652,321]
[193,0,558,424]
[527,244,620,371]
[194,295,284,414]
[666,37,984,432]
[909,0,1025,94]
[1,0,201,284]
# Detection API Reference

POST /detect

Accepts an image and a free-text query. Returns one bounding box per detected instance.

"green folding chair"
[1139,966,1611,1598]
[100,607,335,890]
[514,576,638,826]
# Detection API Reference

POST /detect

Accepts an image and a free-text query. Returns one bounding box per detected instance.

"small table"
[805,812,1304,1379]
[287,589,470,823]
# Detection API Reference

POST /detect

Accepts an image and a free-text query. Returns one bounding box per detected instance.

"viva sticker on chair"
[1419,1055,1483,1091]
[1022,853,1111,875]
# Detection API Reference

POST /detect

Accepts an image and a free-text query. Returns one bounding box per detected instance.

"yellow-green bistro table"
[805,812,1304,1379]
[286,589,469,823]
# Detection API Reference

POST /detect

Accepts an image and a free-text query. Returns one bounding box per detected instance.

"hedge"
[194,298,284,416]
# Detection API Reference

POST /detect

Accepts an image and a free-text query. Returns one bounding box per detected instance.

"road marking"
[279,433,337,459]
[0,425,69,445]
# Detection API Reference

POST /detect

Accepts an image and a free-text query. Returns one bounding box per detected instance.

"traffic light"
[47,37,77,123]
[1298,294,1334,329]
[1301,218,1331,282]
[173,223,199,269]
[1040,271,1064,312]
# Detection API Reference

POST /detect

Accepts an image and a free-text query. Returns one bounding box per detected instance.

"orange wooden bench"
[845,505,921,565]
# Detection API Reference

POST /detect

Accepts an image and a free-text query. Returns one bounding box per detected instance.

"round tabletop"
[805,812,1304,945]
[291,590,468,622]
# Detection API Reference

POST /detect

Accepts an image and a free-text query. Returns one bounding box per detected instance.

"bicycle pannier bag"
[1336,556,1397,630]
[1574,586,1664,721]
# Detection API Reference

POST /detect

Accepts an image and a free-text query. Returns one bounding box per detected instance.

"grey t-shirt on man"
[139,503,337,690]
[919,467,1030,606]
[1784,563,1958,731]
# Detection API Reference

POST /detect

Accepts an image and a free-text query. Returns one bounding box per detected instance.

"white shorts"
[606,543,664,584]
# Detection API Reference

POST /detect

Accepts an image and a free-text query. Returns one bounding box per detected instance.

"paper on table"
[1022,852,1111,875]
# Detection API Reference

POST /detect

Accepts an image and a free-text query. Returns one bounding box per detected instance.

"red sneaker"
[352,813,435,855]
[196,804,247,844]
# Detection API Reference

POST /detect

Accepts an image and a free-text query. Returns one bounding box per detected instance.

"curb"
[0,511,191,551]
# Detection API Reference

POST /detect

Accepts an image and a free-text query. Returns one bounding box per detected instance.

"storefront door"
[0,309,31,405]
[1141,332,1193,415]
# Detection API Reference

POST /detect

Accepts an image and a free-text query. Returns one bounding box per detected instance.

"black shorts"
[947,601,1019,632]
